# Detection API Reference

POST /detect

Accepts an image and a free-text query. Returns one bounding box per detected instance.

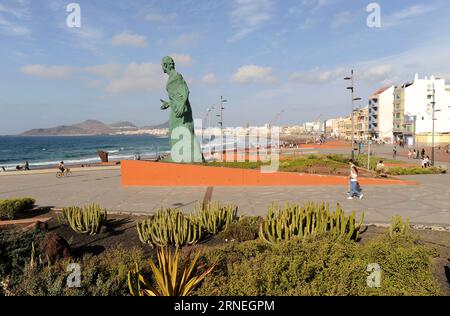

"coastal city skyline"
[1,0,450,135]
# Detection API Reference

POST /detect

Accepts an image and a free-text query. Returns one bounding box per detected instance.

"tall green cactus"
[259,202,364,244]
[193,202,238,235]
[62,204,107,235]
[137,208,202,248]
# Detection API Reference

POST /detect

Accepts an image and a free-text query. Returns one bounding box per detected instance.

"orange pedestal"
[120,160,417,187]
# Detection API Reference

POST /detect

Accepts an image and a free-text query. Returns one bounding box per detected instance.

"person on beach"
[58,161,65,173]
[0,166,5,172]
[24,161,30,171]
[348,159,363,200]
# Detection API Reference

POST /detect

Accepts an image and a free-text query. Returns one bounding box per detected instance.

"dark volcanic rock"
[39,233,71,264]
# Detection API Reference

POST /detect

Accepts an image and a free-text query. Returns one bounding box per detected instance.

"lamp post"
[216,96,228,133]
[344,70,361,160]
[429,82,442,166]
[216,96,228,151]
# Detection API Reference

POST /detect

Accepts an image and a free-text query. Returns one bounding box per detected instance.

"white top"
[350,164,358,182]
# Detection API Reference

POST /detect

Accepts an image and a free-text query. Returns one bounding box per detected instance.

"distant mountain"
[20,120,168,136]
[21,120,113,136]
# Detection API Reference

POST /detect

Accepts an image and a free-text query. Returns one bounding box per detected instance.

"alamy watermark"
[66,3,81,28]
[66,263,81,288]
[366,3,381,28]
[170,120,280,173]
[366,263,382,288]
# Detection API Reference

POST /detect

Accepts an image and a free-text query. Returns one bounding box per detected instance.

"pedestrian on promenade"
[408,150,412,159]
[416,149,420,159]
[393,146,397,160]
[421,148,426,160]
[348,159,363,200]
[413,149,417,159]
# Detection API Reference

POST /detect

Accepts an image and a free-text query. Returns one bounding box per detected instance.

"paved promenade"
[1,167,449,226]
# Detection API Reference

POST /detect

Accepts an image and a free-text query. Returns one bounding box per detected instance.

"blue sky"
[1,0,450,134]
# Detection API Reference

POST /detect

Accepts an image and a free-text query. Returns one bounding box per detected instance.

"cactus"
[389,215,411,238]
[62,204,107,235]
[137,208,202,248]
[193,202,238,235]
[259,202,365,244]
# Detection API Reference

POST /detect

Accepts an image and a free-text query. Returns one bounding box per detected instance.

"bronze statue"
[160,56,203,163]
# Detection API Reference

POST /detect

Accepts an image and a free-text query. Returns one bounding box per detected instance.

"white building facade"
[404,74,450,135]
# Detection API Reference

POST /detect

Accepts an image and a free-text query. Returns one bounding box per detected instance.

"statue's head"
[162,56,175,74]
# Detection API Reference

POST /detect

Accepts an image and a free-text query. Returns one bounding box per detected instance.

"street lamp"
[344,70,361,159]
[216,96,228,132]
[428,81,442,166]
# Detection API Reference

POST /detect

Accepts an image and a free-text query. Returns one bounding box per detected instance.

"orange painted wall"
[121,160,417,187]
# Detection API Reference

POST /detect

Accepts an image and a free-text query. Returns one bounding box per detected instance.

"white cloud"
[145,13,177,23]
[171,32,200,48]
[362,64,393,82]
[232,65,274,84]
[201,73,218,85]
[383,4,438,28]
[332,11,353,28]
[21,64,79,79]
[290,67,346,84]
[111,32,148,47]
[0,15,30,36]
[0,0,31,19]
[171,53,194,67]
[106,63,164,93]
[228,0,273,42]
[85,64,120,78]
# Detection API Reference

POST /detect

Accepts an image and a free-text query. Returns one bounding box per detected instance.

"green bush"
[386,166,447,175]
[15,247,145,296]
[0,228,47,291]
[195,235,441,296]
[0,198,35,220]
[218,216,263,242]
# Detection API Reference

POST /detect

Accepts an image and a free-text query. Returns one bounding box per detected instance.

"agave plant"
[61,204,107,235]
[259,202,365,244]
[128,247,215,296]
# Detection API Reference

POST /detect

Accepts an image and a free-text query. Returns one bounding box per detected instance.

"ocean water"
[0,135,170,170]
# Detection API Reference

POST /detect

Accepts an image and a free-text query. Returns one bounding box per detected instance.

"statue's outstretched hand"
[160,99,170,110]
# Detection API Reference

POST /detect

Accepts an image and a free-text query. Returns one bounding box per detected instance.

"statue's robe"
[166,71,203,163]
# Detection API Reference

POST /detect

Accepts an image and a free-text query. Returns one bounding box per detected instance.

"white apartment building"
[403,74,450,136]
[378,86,395,143]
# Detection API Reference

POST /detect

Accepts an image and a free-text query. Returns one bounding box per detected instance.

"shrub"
[259,202,364,244]
[386,166,447,175]
[15,247,145,296]
[219,216,263,242]
[61,204,107,235]
[195,235,441,296]
[0,198,35,220]
[0,228,47,290]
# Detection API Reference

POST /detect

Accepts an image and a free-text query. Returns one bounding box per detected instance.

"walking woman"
[348,159,364,200]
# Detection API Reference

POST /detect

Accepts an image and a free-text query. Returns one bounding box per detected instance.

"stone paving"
[1,166,449,226]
